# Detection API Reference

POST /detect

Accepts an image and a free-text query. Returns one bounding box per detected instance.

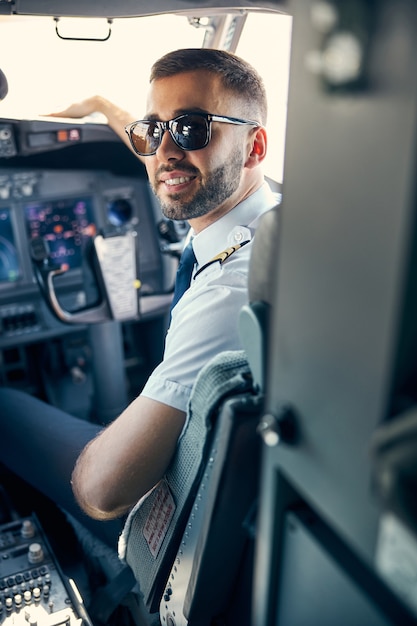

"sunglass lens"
[173,115,209,151]
[131,121,161,155]
[129,115,210,155]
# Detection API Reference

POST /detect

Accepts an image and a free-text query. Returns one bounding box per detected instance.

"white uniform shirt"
[140,182,278,413]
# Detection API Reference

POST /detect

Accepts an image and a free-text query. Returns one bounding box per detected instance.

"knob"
[28,543,44,565]
[21,519,36,539]
[32,587,41,601]
[0,127,11,141]
[257,406,299,447]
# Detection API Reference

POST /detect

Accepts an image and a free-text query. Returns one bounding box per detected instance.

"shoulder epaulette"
[194,240,250,278]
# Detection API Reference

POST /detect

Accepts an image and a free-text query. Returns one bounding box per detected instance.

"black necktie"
[170,241,196,313]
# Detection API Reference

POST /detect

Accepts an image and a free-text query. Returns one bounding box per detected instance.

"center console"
[0,514,92,626]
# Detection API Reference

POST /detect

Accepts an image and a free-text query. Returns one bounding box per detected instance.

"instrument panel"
[0,166,168,345]
[0,115,177,350]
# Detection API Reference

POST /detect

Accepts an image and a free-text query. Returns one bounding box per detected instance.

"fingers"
[43,97,100,119]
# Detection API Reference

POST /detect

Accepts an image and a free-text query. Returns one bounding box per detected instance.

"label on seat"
[143,480,176,558]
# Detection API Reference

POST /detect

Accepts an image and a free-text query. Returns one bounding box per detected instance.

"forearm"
[87,95,135,149]
[47,95,139,155]
[71,395,186,520]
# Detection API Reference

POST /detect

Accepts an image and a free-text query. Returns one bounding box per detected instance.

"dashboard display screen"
[0,207,21,283]
[25,196,96,270]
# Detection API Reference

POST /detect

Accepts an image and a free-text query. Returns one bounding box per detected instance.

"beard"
[152,146,244,221]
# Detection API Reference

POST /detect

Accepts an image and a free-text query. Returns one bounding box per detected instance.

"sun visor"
[10,0,284,18]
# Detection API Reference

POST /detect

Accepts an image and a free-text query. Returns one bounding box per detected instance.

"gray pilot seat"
[119,204,280,625]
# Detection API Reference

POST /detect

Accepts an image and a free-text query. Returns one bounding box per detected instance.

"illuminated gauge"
[107,198,133,226]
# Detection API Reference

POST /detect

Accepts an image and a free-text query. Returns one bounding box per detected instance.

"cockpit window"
[236,12,292,183]
[0,11,292,182]
[0,14,204,120]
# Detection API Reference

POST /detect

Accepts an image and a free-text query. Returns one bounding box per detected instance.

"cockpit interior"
[0,1,416,626]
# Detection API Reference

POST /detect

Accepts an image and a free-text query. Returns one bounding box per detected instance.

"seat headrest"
[239,204,280,392]
[248,204,280,305]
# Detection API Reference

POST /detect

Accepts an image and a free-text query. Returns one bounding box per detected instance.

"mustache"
[156,164,200,178]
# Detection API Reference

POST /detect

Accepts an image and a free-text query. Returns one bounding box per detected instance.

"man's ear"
[245,126,267,168]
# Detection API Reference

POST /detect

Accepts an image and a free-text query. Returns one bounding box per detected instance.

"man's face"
[143,70,250,227]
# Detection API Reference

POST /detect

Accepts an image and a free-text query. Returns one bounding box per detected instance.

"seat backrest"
[156,206,280,625]
[159,375,263,626]
[239,204,280,391]
[119,205,280,622]
[119,350,255,614]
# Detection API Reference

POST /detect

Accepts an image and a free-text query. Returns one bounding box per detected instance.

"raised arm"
[47,95,136,152]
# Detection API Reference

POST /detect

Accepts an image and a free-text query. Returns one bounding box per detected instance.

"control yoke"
[30,230,140,324]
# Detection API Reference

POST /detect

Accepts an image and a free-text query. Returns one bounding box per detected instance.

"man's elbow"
[71,461,131,521]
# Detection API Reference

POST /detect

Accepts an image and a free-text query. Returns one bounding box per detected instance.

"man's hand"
[46,96,104,119]
[45,95,139,154]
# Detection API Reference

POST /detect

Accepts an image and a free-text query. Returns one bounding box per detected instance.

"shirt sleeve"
[140,252,250,413]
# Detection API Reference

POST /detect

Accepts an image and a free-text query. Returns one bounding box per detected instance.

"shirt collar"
[191,182,278,267]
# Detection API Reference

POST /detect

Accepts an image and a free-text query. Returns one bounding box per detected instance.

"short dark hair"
[150,48,267,124]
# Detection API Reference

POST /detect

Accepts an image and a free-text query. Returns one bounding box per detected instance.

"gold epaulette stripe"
[194,239,250,279]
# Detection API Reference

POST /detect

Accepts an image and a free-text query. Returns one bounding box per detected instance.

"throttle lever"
[30,231,140,324]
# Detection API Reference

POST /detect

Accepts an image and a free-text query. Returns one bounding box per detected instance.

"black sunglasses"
[124,112,260,156]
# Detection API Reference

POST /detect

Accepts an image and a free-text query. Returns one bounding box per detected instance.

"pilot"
[0,48,276,550]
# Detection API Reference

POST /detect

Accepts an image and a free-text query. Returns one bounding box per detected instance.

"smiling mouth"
[164,175,196,186]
